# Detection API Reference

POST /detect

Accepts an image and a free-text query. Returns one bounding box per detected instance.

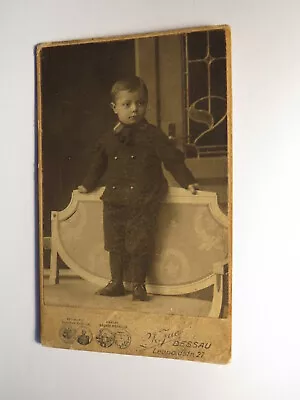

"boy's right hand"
[78,185,88,193]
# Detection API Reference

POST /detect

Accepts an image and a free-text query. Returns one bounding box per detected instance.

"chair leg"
[49,244,59,285]
[208,274,223,318]
[49,212,59,285]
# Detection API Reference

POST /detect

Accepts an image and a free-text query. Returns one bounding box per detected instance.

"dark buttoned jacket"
[82,120,196,206]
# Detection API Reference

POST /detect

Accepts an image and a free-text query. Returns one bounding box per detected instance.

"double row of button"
[112,185,134,190]
[114,155,136,160]
[112,154,136,190]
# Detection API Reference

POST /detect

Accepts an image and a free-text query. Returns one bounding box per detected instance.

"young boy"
[78,76,199,301]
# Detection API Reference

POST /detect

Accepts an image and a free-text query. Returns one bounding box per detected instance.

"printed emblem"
[59,325,76,344]
[76,326,93,346]
[96,328,115,348]
[114,330,131,349]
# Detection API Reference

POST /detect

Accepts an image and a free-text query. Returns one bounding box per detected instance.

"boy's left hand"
[187,183,201,195]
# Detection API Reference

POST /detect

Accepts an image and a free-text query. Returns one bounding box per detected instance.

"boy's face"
[111,89,148,125]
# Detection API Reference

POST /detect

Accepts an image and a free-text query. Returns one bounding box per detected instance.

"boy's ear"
[110,102,117,113]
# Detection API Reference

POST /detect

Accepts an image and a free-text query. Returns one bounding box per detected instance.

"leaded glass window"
[183,30,227,158]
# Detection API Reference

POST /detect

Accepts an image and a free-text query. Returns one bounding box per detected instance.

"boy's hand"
[78,185,88,193]
[187,183,200,195]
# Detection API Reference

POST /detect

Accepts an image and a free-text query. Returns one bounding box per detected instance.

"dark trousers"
[103,201,161,284]
[109,252,151,284]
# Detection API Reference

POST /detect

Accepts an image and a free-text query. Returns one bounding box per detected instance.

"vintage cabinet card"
[36,25,232,364]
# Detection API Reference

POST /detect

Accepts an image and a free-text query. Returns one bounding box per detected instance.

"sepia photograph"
[4,0,300,396]
[37,25,232,363]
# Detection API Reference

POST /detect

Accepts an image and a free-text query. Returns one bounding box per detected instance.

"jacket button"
[130,186,134,190]
[131,155,136,159]
[112,186,116,189]
[114,156,118,160]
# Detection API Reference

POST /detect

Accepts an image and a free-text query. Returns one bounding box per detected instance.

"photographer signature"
[140,328,182,349]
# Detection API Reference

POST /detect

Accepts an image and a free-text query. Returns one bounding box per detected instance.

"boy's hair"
[111,76,148,103]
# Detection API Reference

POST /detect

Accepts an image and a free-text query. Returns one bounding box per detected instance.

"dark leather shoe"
[95,281,125,297]
[132,284,148,301]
